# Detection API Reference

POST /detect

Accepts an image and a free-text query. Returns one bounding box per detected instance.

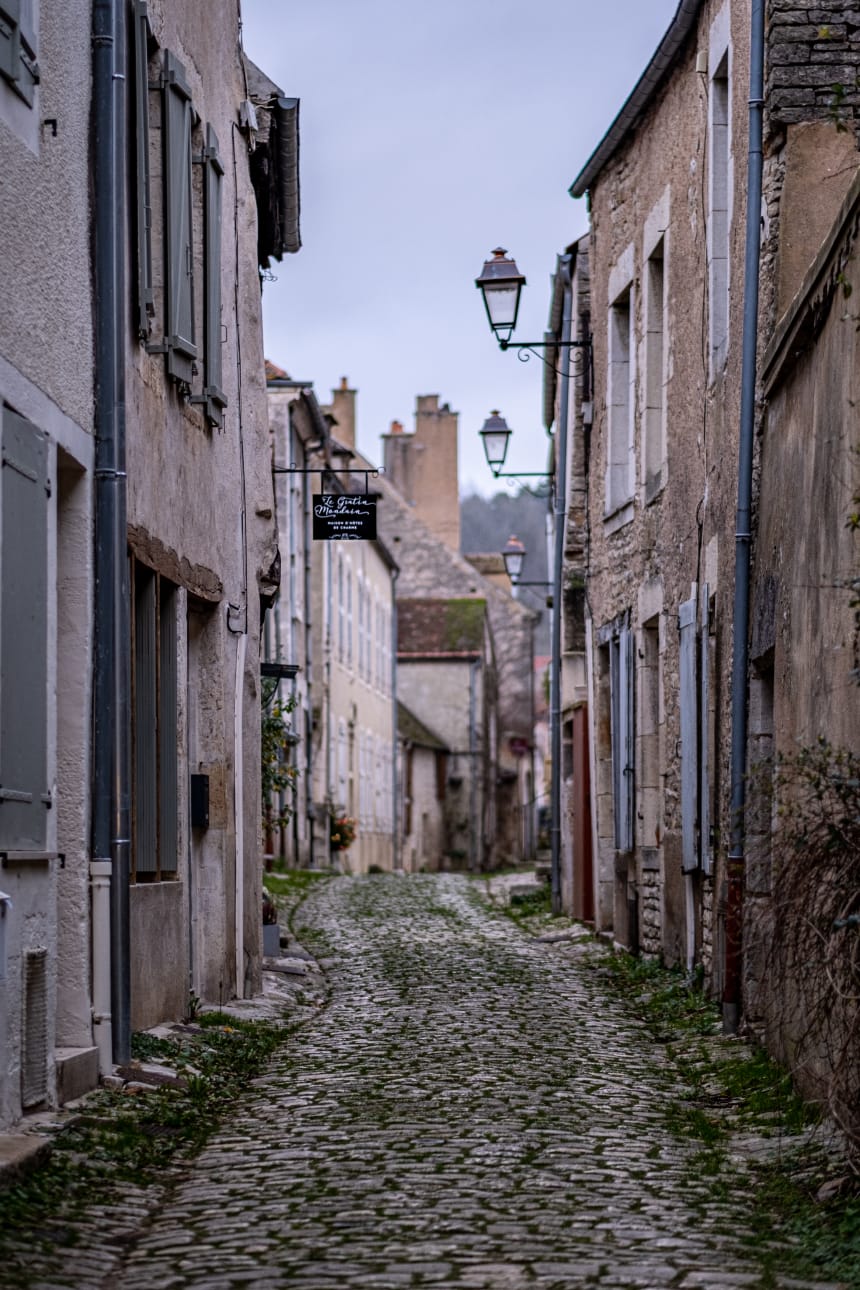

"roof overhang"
[569,0,703,198]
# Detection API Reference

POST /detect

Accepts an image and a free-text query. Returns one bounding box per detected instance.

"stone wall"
[767,1,860,133]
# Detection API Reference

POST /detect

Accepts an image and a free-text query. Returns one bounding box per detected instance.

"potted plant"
[329,809,357,853]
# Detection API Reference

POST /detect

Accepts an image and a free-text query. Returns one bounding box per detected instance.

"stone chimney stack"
[320,376,357,450]
[382,394,460,552]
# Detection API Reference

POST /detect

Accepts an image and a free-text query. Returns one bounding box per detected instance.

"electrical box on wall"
[190,775,209,830]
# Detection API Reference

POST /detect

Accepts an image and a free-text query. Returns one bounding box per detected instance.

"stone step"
[54,1046,99,1106]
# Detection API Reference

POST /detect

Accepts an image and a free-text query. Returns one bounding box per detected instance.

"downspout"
[469,658,479,870]
[233,631,247,996]
[550,254,573,915]
[724,0,765,1034]
[302,453,314,866]
[91,0,130,1070]
[391,569,399,871]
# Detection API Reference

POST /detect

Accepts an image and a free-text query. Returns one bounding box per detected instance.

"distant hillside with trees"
[460,487,551,652]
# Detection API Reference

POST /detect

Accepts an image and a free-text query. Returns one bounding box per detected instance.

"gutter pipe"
[391,570,399,871]
[92,0,130,1068]
[724,0,765,1034]
[550,255,573,915]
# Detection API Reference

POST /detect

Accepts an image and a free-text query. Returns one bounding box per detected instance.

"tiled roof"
[397,702,448,750]
[398,598,486,657]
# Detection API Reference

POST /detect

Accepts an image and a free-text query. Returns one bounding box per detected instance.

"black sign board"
[312,493,377,541]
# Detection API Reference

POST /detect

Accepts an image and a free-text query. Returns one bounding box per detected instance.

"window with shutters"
[163,51,197,386]
[131,560,179,882]
[643,237,667,503]
[606,284,635,516]
[190,124,227,426]
[133,20,228,424]
[0,407,49,853]
[0,0,38,107]
[708,48,731,376]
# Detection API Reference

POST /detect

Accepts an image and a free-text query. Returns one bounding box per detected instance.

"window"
[131,561,179,881]
[132,18,227,424]
[0,407,49,852]
[643,238,666,501]
[606,285,634,515]
[337,553,345,661]
[346,560,353,666]
[0,0,38,106]
[709,51,730,375]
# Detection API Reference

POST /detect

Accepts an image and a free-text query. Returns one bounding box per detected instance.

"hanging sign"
[312,493,377,541]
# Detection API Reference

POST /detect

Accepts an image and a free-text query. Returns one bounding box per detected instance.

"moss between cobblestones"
[0,1015,288,1286]
[590,947,860,1289]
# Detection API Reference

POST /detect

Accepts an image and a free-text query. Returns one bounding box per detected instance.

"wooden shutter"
[133,1,154,339]
[0,409,49,852]
[21,947,48,1107]
[679,592,698,873]
[202,125,226,422]
[133,566,158,874]
[610,623,634,852]
[163,51,196,384]
[0,0,38,106]
[158,582,178,874]
[699,585,712,875]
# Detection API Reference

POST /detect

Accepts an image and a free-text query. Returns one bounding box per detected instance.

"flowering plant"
[330,811,357,851]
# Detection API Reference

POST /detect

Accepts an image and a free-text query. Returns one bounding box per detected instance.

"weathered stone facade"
[566,0,860,1089]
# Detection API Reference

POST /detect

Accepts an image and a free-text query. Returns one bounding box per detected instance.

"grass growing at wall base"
[593,949,860,1288]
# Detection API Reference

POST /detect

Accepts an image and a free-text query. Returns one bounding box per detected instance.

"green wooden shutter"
[679,592,698,873]
[163,51,196,384]
[0,409,49,851]
[0,0,38,106]
[133,1,154,339]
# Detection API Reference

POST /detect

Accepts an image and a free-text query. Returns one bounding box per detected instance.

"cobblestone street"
[1,875,845,1288]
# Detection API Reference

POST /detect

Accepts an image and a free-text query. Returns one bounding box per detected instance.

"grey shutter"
[0,0,38,106]
[618,623,634,851]
[0,410,48,851]
[610,623,634,852]
[134,567,158,873]
[163,51,196,384]
[133,1,154,339]
[699,585,712,875]
[158,582,178,873]
[202,125,226,423]
[0,0,20,83]
[679,592,698,872]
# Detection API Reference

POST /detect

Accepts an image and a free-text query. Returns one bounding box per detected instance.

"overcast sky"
[240,0,679,498]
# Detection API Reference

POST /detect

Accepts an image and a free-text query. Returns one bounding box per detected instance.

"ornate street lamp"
[502,534,526,583]
[479,411,552,481]
[479,411,513,474]
[474,248,526,346]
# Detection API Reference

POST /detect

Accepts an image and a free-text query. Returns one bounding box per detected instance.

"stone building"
[397,598,498,871]
[565,0,859,1067]
[397,703,450,874]
[380,398,538,867]
[265,366,323,869]
[0,0,292,1129]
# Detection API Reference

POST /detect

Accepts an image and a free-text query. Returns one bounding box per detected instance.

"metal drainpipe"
[390,570,399,871]
[469,658,479,870]
[550,255,573,915]
[724,0,765,1034]
[91,0,130,1068]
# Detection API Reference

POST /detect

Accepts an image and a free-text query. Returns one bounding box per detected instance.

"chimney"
[320,377,357,450]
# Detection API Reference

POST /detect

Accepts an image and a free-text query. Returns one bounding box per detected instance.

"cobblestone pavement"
[4,875,844,1289]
